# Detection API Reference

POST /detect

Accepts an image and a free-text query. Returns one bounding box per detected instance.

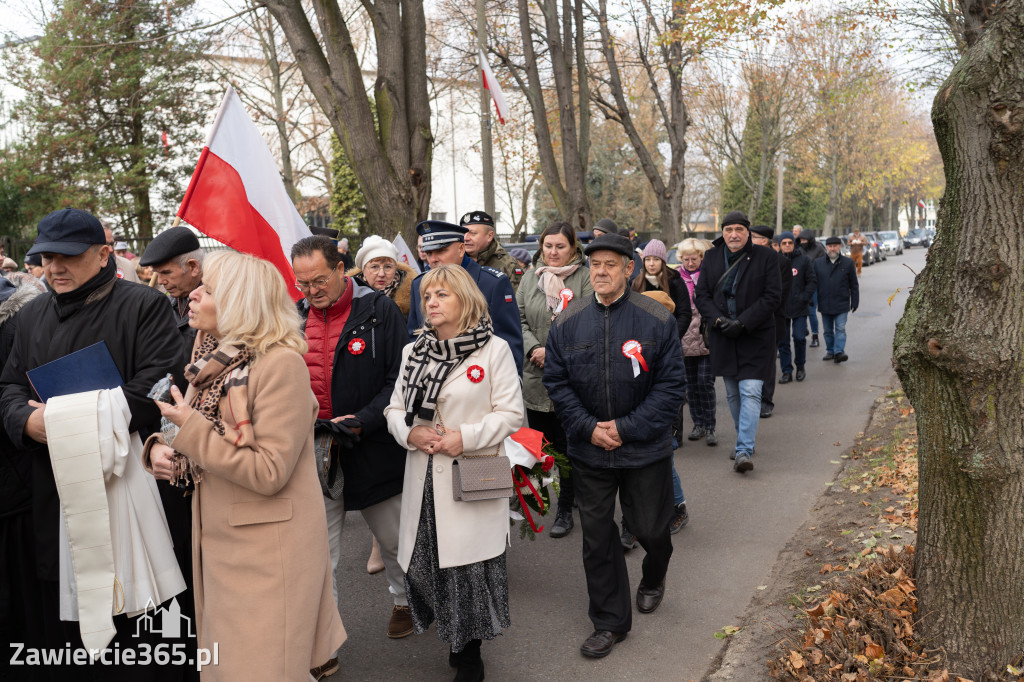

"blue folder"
[27,341,124,402]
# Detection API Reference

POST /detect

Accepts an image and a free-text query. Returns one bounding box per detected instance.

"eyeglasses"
[364,262,397,275]
[295,268,338,292]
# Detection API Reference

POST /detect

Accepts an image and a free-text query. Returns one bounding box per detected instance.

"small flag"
[504,294,513,303]
[479,50,510,124]
[917,199,926,209]
[392,234,422,275]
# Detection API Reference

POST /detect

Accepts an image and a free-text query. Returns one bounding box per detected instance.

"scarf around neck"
[534,258,582,316]
[401,317,492,426]
[680,267,700,304]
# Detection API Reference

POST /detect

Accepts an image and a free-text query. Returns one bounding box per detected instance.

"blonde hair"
[677,238,709,258]
[202,250,307,357]
[417,264,490,335]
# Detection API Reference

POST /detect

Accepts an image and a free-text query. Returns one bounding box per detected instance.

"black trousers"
[526,409,574,509]
[573,456,674,633]
[761,351,777,408]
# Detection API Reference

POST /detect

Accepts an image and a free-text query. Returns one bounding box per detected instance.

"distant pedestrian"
[509,247,533,272]
[847,228,868,276]
[798,229,827,348]
[749,226,791,419]
[337,237,355,270]
[677,238,717,447]
[777,231,817,383]
[694,211,781,473]
[812,236,859,363]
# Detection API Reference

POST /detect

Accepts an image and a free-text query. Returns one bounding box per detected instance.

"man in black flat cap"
[0,208,195,680]
[749,225,792,419]
[544,232,686,660]
[460,211,523,290]
[139,226,204,391]
[407,220,524,374]
[812,236,859,364]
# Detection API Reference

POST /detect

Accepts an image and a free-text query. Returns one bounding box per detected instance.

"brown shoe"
[310,656,338,680]
[387,604,414,639]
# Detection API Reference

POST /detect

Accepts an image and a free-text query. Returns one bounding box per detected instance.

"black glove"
[719,319,745,338]
[315,418,360,449]
[851,306,857,313]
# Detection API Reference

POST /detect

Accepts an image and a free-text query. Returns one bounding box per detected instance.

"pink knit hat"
[642,239,668,262]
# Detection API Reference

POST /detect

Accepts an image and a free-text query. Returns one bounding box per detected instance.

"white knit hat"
[354,235,399,270]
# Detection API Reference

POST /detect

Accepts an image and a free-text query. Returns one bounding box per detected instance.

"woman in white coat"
[385,264,523,682]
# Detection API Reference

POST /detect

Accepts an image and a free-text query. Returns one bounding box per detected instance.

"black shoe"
[760,403,773,418]
[620,523,638,550]
[580,630,628,658]
[636,581,665,614]
[453,640,484,682]
[687,425,705,441]
[835,352,848,363]
[733,453,753,473]
[822,353,834,361]
[795,367,806,382]
[549,508,574,538]
[669,503,689,534]
[705,430,718,446]
[810,334,820,347]
[778,373,792,384]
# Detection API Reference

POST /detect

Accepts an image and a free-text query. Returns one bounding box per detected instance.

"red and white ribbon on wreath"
[555,287,574,314]
[621,340,649,378]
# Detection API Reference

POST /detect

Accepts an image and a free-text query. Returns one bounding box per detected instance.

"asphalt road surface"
[326,247,924,681]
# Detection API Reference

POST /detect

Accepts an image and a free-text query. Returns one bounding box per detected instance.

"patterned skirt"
[404,455,510,652]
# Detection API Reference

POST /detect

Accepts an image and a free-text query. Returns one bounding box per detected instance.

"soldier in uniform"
[408,220,524,375]
[460,211,523,290]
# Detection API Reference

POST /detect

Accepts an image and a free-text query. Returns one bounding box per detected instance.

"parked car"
[904,228,931,248]
[878,230,904,255]
[863,232,886,262]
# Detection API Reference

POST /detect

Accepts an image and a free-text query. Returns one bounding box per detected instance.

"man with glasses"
[407,220,524,374]
[777,231,817,383]
[100,221,141,283]
[290,236,413,665]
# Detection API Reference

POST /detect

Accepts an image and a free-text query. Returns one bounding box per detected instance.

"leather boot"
[453,639,484,682]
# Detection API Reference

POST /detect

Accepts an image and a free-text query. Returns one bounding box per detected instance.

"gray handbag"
[436,407,513,502]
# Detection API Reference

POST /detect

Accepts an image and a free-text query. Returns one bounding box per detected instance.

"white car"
[878,231,903,255]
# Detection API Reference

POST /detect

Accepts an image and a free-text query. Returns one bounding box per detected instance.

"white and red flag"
[177,87,311,300]
[479,49,510,124]
[917,199,926,209]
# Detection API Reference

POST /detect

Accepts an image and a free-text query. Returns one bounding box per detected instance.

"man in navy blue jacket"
[544,233,686,660]
[812,236,859,363]
[406,221,524,374]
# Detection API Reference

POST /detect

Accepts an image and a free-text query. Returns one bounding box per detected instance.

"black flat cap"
[27,208,106,257]
[416,220,467,252]
[825,236,842,245]
[139,226,202,266]
[460,211,494,228]
[25,253,42,266]
[750,224,774,239]
[592,218,618,235]
[584,233,634,259]
[721,210,751,229]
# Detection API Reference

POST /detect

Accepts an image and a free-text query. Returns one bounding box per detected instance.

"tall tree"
[263,1,433,245]
[893,0,1024,677]
[4,0,211,238]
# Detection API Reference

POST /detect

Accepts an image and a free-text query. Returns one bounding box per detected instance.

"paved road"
[326,247,923,681]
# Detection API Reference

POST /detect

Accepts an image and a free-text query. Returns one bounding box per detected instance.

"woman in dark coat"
[630,239,691,337]
[693,212,781,473]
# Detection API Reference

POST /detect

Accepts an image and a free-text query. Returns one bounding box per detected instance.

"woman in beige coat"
[385,265,523,682]
[146,251,345,681]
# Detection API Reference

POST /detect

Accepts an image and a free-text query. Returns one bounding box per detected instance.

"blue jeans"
[820,312,848,354]
[778,316,808,374]
[723,378,763,456]
[670,460,685,506]
[808,291,819,334]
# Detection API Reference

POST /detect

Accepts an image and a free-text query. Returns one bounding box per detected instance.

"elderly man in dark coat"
[749,225,791,419]
[694,211,782,473]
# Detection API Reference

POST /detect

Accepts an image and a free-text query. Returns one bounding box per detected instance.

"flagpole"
[476,0,495,217]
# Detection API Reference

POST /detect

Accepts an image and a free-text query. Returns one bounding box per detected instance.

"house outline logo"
[133,597,195,639]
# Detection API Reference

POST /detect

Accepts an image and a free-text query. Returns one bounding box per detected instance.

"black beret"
[310,226,339,239]
[721,210,751,229]
[459,211,494,228]
[138,226,202,266]
[750,224,774,239]
[584,233,634,259]
[825,236,842,245]
[416,220,467,252]
[592,218,618,235]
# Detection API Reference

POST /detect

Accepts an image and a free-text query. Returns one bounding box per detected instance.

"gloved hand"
[719,319,745,338]
[315,418,361,449]
[851,306,858,313]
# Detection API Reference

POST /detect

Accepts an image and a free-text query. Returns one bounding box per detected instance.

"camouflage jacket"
[475,239,523,290]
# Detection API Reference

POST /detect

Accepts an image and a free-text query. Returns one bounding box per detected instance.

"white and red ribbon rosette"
[621,340,649,378]
[555,287,574,314]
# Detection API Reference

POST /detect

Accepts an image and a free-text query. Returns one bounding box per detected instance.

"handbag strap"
[435,405,501,459]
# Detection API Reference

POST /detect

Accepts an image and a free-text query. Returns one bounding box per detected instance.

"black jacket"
[775,251,793,341]
[169,295,199,394]
[0,285,41,519]
[693,238,782,381]
[813,255,860,315]
[543,289,686,468]
[633,270,693,338]
[800,230,827,262]
[784,248,818,319]
[299,281,408,511]
[0,260,181,580]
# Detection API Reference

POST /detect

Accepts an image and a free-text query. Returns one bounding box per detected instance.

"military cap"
[459,211,494,228]
[416,220,467,252]
[139,226,201,266]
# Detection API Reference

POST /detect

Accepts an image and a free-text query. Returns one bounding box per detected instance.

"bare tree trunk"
[893,0,1024,677]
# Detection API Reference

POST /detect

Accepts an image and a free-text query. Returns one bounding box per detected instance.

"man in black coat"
[798,229,828,348]
[0,208,193,680]
[694,211,781,473]
[812,236,859,363]
[544,233,686,659]
[750,225,791,419]
[778,231,817,382]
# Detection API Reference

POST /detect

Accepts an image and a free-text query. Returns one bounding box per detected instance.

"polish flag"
[917,199,926,209]
[176,87,311,300]
[479,50,510,124]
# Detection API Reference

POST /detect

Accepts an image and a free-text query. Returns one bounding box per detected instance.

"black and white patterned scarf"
[402,317,493,426]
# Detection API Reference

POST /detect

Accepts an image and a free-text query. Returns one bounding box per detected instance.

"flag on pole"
[479,50,510,124]
[176,87,311,301]
[917,199,926,209]
[392,234,422,275]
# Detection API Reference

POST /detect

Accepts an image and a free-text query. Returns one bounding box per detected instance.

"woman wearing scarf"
[385,265,523,682]
[349,235,418,319]
[516,222,593,539]
[677,238,717,446]
[145,251,345,681]
[630,238,691,337]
